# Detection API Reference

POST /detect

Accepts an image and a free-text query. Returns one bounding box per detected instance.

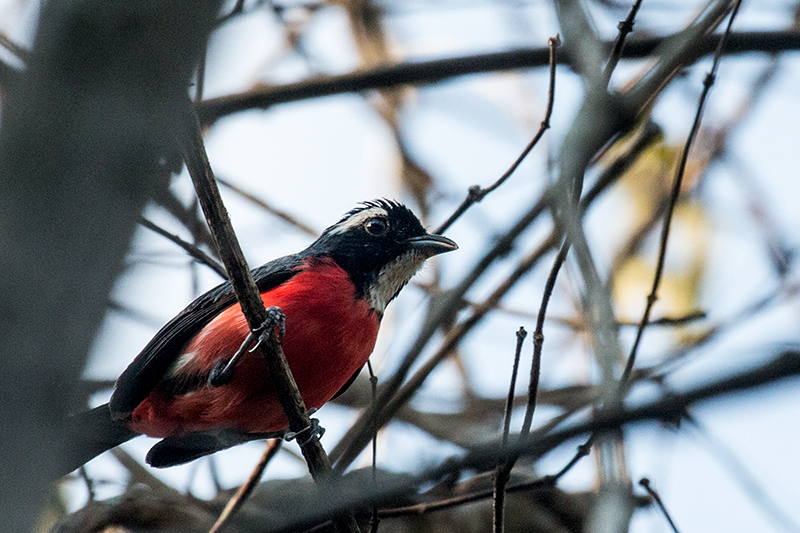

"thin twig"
[216,177,318,237]
[383,475,556,518]
[621,0,743,385]
[179,97,360,533]
[435,36,559,235]
[604,0,645,83]
[523,241,569,438]
[208,439,282,533]
[331,121,659,472]
[492,327,527,533]
[639,478,680,533]
[140,217,227,278]
[367,360,380,533]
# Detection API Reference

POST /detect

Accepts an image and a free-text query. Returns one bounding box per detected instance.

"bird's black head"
[305,200,457,313]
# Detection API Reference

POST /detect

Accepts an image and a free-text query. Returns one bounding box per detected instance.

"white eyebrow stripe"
[328,206,388,235]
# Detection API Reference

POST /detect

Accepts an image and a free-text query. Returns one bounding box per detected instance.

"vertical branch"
[621,0,743,385]
[492,328,527,533]
[179,98,360,533]
[367,360,380,533]
[604,0,645,84]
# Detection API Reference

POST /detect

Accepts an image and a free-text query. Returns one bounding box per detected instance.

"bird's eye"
[365,218,388,236]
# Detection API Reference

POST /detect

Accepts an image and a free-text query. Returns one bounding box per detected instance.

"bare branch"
[179,98,360,533]
[208,440,282,533]
[196,31,800,124]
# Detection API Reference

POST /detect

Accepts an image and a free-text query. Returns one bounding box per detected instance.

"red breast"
[129,257,380,437]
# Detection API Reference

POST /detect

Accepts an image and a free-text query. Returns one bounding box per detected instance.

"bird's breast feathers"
[129,257,380,436]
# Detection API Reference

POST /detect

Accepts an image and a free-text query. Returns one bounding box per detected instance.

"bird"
[63,200,457,473]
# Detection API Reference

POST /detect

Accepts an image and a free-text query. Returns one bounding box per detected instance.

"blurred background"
[3,0,800,531]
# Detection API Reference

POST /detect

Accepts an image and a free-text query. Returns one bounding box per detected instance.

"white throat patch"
[329,206,389,235]
[367,250,427,313]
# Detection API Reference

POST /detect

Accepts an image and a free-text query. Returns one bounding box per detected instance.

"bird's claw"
[207,307,286,389]
[284,417,325,446]
[250,307,286,352]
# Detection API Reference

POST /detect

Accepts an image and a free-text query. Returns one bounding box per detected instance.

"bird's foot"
[251,306,287,352]
[207,307,286,388]
[284,417,325,446]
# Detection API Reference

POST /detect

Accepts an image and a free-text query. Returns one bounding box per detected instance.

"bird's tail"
[59,403,138,478]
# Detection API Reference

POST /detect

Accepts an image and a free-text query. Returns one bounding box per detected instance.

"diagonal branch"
[179,97,360,533]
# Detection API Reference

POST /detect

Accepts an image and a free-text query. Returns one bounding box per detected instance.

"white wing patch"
[170,351,198,375]
[329,206,388,235]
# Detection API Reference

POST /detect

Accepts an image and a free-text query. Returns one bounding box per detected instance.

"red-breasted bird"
[64,200,456,473]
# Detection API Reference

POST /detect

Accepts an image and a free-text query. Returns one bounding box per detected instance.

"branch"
[253,351,800,533]
[208,440,282,533]
[622,0,743,385]
[195,31,800,123]
[434,35,560,234]
[140,217,226,278]
[179,98,360,533]
[0,1,221,530]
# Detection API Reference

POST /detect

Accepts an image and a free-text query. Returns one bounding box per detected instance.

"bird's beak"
[406,234,458,257]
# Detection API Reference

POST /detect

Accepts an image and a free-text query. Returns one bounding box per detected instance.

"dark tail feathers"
[59,403,137,478]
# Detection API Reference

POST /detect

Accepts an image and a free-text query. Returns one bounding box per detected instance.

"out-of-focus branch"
[331,122,659,471]
[0,1,221,530]
[140,217,227,277]
[216,177,319,237]
[250,351,800,533]
[196,31,800,123]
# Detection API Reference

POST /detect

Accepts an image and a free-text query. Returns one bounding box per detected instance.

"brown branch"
[638,478,680,533]
[209,439,282,533]
[435,35,559,234]
[196,31,800,124]
[492,327,527,533]
[179,98,360,533]
[604,0,645,83]
[140,217,227,278]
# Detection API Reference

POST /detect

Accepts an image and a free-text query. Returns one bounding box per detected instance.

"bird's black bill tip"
[406,234,458,257]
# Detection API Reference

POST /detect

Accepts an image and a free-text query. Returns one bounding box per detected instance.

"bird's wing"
[331,367,362,400]
[109,254,305,419]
